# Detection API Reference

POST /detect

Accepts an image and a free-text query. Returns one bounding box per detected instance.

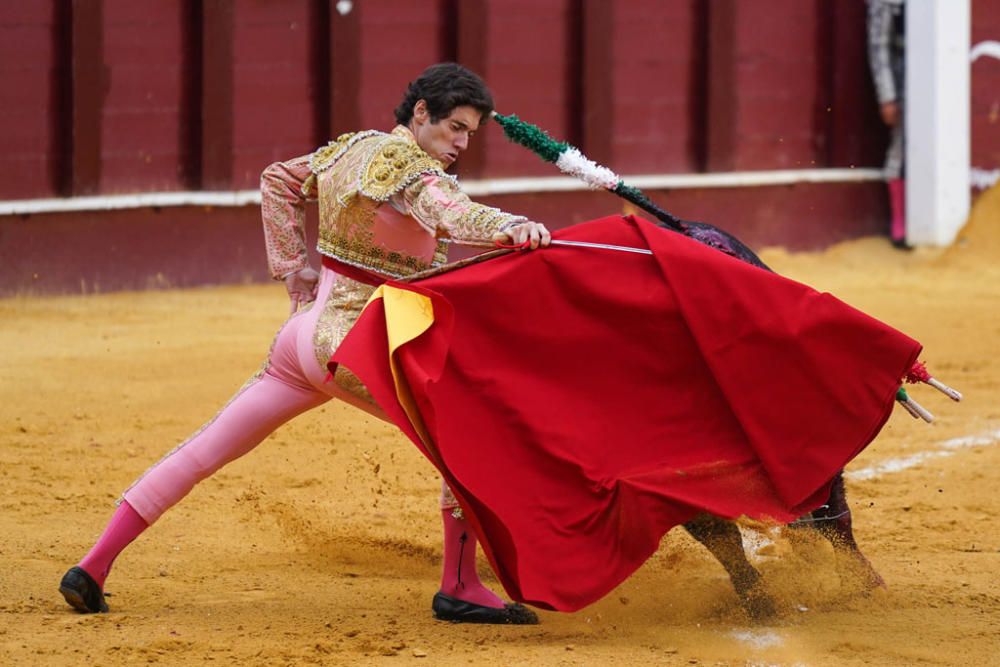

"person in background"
[867,0,909,249]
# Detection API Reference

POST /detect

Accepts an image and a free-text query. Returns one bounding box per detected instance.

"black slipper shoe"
[431,592,538,624]
[59,566,109,613]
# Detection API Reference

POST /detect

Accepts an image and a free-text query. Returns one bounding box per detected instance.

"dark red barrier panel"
[472,181,888,251]
[0,205,320,296]
[824,0,888,169]
[101,0,187,193]
[583,0,705,174]
[0,3,61,198]
[230,0,317,189]
[457,0,578,179]
[707,0,827,172]
[356,0,451,131]
[973,0,1000,176]
[0,182,886,296]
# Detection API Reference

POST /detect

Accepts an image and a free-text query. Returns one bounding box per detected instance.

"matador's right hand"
[495,221,552,250]
[284,267,320,315]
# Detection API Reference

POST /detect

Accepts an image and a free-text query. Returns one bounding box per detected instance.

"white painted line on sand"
[728,629,784,649]
[845,429,1000,481]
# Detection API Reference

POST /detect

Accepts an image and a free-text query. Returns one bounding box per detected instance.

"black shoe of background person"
[891,237,914,250]
[431,591,539,624]
[59,566,109,613]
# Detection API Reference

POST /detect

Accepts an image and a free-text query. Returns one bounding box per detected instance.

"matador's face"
[409,102,482,168]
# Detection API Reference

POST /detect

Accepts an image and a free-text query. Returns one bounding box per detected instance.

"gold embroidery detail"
[312,275,376,371]
[358,137,450,202]
[301,173,317,197]
[406,175,524,244]
[432,242,449,266]
[333,365,378,408]
[309,130,381,175]
[441,484,460,510]
[311,276,379,407]
[312,129,455,278]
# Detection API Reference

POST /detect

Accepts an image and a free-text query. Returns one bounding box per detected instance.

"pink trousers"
[122,267,455,525]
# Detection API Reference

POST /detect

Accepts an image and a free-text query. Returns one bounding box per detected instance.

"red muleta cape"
[331,215,921,612]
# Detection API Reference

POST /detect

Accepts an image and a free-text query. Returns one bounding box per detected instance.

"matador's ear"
[413,99,429,122]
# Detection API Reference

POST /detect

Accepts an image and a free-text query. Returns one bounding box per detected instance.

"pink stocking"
[122,371,327,524]
[73,370,325,593]
[78,500,148,589]
[439,509,504,608]
[888,178,906,243]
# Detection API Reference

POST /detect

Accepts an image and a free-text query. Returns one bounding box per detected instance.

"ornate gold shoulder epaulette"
[358,135,455,202]
[309,130,383,175]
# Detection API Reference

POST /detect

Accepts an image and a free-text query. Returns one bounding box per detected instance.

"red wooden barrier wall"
[1,0,905,198]
[101,0,188,193]
[582,0,704,173]
[2,0,999,295]
[973,1,1000,172]
[0,3,62,198]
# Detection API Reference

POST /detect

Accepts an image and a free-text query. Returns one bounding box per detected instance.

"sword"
[403,238,652,282]
[549,239,653,255]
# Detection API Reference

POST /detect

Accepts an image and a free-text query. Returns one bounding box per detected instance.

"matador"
[60,63,549,625]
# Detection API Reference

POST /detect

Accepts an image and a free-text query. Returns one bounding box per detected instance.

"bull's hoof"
[738,584,777,621]
[857,558,887,593]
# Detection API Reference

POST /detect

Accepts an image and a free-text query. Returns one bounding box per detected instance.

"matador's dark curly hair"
[394,63,494,126]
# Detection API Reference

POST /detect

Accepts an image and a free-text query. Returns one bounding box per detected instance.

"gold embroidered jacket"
[261,126,527,280]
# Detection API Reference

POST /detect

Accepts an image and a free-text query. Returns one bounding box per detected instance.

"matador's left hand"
[284,267,320,315]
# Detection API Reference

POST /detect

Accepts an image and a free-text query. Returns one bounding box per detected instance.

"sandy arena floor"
[2,187,1000,666]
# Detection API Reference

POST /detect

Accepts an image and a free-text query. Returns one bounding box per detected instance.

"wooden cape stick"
[397,247,515,283]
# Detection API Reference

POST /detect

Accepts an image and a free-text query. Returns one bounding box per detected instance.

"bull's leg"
[683,514,776,619]
[807,472,885,590]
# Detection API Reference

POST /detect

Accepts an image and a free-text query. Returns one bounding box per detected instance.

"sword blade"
[550,240,653,255]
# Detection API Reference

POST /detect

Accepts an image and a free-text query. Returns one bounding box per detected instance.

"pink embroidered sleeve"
[399,174,527,246]
[260,154,317,280]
